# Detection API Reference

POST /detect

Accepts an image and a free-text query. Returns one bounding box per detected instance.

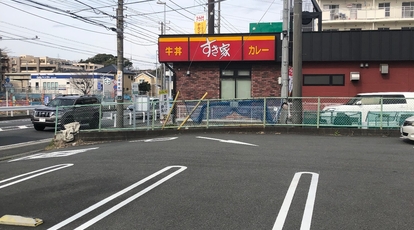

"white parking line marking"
[0,138,52,151]
[48,165,187,230]
[196,136,258,146]
[273,172,319,230]
[0,164,73,190]
[8,147,99,162]
[130,137,178,143]
[0,125,31,132]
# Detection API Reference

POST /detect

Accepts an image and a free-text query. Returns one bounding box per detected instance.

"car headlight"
[50,110,64,117]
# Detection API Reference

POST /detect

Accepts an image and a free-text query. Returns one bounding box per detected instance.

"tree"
[138,81,151,95]
[80,53,133,69]
[70,73,94,95]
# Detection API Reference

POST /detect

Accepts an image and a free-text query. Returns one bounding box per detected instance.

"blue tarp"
[187,99,281,124]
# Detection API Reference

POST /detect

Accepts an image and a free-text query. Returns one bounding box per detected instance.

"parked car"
[401,115,414,140]
[31,95,101,131]
[321,92,414,127]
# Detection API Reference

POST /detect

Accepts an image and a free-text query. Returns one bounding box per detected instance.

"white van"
[321,92,414,127]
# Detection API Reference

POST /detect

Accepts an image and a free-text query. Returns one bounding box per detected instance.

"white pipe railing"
[0,106,38,116]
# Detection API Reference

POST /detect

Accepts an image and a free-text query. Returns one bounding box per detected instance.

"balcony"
[322,6,414,23]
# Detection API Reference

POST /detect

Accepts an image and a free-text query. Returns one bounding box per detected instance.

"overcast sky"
[0,0,312,70]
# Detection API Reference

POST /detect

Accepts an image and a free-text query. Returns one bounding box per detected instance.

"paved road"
[0,113,156,160]
[0,119,53,160]
[1,133,413,229]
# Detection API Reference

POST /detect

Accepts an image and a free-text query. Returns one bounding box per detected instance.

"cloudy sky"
[0,0,312,69]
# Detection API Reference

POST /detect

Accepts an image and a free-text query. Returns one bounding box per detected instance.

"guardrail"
[0,106,38,116]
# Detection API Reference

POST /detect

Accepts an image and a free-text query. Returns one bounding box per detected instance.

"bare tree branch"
[70,73,94,95]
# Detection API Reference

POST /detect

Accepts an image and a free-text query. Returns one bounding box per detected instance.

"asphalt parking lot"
[1,132,413,229]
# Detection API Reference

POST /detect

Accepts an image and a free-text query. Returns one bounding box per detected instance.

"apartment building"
[0,51,9,88]
[6,55,105,91]
[318,0,414,30]
[73,62,104,72]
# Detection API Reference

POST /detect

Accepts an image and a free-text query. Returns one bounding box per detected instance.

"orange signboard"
[242,36,275,61]
[189,36,243,61]
[158,35,276,62]
[158,37,189,62]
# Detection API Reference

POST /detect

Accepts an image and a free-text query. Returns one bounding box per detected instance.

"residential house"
[95,64,137,97]
[134,72,159,97]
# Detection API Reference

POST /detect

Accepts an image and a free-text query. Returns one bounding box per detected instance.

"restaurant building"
[158,30,414,100]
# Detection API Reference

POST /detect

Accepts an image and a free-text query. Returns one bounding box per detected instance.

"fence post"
[317,97,320,128]
[113,114,117,127]
[99,104,102,131]
[263,97,267,127]
[206,99,210,129]
[380,97,383,129]
[55,106,59,134]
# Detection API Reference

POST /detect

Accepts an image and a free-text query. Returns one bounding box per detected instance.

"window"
[350,28,362,31]
[402,27,414,30]
[378,27,390,30]
[220,69,251,99]
[379,3,390,17]
[323,5,339,20]
[303,75,344,86]
[402,2,414,18]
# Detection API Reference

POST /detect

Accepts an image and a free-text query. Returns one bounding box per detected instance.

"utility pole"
[280,0,291,99]
[216,1,221,34]
[116,0,124,128]
[157,0,167,90]
[208,0,215,34]
[279,0,291,124]
[292,0,303,124]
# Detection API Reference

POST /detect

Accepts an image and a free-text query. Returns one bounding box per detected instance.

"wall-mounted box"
[380,64,388,74]
[350,72,360,81]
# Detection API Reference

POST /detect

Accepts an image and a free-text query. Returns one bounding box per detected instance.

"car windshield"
[345,95,380,105]
[47,98,76,107]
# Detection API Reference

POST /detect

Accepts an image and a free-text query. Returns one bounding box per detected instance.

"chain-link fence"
[28,96,414,133]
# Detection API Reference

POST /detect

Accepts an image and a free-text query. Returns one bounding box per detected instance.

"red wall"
[171,61,414,100]
[174,62,281,100]
[302,61,414,97]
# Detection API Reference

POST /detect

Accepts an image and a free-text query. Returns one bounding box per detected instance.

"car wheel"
[89,113,99,129]
[34,124,45,131]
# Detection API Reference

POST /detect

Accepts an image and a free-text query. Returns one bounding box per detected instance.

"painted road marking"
[48,165,187,230]
[0,138,52,151]
[130,137,178,143]
[0,164,73,190]
[0,125,31,132]
[196,136,258,146]
[9,147,99,162]
[273,172,319,230]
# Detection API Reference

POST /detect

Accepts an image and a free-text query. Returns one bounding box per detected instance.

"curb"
[78,126,402,142]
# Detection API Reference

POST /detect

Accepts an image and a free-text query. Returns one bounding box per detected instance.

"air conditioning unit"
[380,64,388,74]
[350,72,360,81]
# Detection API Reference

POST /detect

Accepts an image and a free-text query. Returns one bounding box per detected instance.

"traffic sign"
[3,83,13,88]
[5,78,10,83]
